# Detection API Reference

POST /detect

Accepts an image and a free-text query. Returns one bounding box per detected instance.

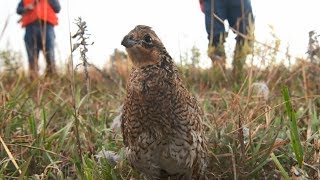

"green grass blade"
[42,107,47,143]
[57,120,74,151]
[282,86,304,168]
[28,116,37,140]
[270,153,290,180]
[17,155,32,180]
[247,158,273,177]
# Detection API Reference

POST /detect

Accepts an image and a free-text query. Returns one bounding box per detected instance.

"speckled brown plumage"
[121,25,207,180]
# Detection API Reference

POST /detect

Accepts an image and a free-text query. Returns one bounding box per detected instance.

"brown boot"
[45,64,57,78]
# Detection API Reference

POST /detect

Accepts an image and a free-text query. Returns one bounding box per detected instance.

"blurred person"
[199,0,254,80]
[17,0,61,79]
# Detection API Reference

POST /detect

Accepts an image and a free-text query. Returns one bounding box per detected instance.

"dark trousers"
[24,21,56,74]
[203,0,254,46]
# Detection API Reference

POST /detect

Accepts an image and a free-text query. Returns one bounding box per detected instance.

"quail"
[121,25,207,179]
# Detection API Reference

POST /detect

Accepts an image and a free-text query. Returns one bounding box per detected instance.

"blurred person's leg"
[24,24,40,80]
[204,0,227,65]
[227,0,254,82]
[42,23,56,76]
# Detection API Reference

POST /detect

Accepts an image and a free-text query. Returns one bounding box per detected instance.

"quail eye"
[143,34,152,43]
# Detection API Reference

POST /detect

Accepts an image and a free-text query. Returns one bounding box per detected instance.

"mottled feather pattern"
[121,25,207,179]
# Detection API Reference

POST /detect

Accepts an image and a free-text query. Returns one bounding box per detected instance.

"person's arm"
[199,0,204,13]
[16,1,24,15]
[17,1,34,15]
[48,0,61,13]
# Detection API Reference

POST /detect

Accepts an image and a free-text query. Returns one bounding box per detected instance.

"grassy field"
[1,27,320,179]
[0,57,319,179]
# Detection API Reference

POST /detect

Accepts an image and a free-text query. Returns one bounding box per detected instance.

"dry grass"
[0,56,319,179]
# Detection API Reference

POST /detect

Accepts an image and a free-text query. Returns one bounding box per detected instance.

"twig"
[67,2,83,162]
[229,146,237,180]
[6,143,68,160]
[73,17,92,127]
[0,14,11,43]
[0,135,22,174]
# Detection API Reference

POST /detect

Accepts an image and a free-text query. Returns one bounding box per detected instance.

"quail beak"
[121,35,138,48]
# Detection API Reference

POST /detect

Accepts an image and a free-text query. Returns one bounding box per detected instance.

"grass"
[1,24,320,179]
[282,85,304,168]
[0,59,319,179]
